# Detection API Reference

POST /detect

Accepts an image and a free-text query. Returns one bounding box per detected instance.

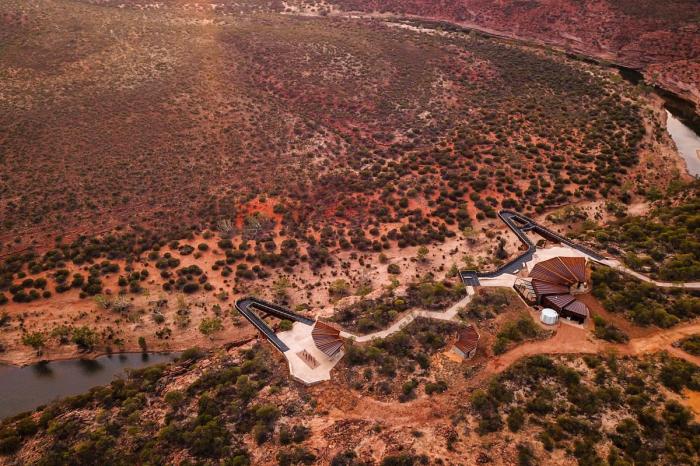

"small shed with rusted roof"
[453,325,480,360]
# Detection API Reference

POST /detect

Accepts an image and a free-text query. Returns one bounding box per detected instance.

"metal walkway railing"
[459,210,606,286]
[234,297,315,353]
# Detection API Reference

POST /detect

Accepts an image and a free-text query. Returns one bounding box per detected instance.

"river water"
[615,65,700,177]
[0,352,179,420]
[666,110,700,177]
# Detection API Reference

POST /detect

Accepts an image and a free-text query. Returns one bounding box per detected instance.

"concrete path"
[460,210,699,290]
[477,274,517,288]
[599,258,700,289]
[243,220,700,385]
[336,245,700,346]
[340,286,475,342]
[476,243,700,291]
[271,286,475,384]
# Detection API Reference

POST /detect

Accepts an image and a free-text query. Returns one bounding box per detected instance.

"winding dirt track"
[487,319,700,374]
[313,319,700,428]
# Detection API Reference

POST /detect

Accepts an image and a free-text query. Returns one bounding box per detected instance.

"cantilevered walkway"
[235,297,314,352]
[460,210,606,286]
[235,297,342,385]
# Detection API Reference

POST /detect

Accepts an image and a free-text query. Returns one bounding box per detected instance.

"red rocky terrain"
[330,0,700,110]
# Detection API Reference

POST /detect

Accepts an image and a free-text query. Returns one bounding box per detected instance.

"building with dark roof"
[311,321,344,358]
[526,257,590,324]
[529,256,586,287]
[543,293,576,310]
[561,300,589,323]
[453,325,480,360]
[531,279,569,297]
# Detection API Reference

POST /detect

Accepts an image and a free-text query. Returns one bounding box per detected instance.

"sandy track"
[486,319,700,375]
[485,323,600,374]
[313,319,700,430]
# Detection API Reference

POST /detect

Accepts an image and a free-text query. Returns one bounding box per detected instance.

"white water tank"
[540,308,559,325]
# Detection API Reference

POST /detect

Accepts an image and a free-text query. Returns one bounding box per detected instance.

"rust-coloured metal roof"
[454,325,480,355]
[543,294,576,311]
[312,320,343,358]
[564,300,589,318]
[531,279,570,297]
[529,257,586,286]
[559,257,586,282]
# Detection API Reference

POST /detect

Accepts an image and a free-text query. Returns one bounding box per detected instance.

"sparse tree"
[217,218,236,238]
[273,277,291,302]
[416,246,429,263]
[50,325,72,345]
[22,332,45,352]
[356,278,373,297]
[72,326,99,351]
[111,295,132,313]
[243,213,274,241]
[199,317,224,338]
[328,279,350,299]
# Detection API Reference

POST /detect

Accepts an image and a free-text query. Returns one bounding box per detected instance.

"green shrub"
[493,315,542,353]
[584,187,700,280]
[0,434,21,455]
[659,359,699,392]
[278,319,293,331]
[507,408,526,432]
[425,380,448,395]
[593,316,629,342]
[183,283,200,294]
[22,332,45,350]
[179,347,205,361]
[678,334,700,356]
[72,326,99,350]
[277,447,317,466]
[591,266,697,327]
[516,442,537,466]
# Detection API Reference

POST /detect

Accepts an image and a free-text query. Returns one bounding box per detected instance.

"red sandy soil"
[302,316,700,463]
[0,0,685,262]
[485,318,700,374]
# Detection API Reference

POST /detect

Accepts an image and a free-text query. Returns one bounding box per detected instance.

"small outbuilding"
[540,308,559,325]
[453,325,480,360]
[561,300,589,324]
[542,294,589,324]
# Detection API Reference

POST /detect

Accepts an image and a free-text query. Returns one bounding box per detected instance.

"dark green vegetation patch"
[343,318,459,401]
[1,0,646,261]
[0,345,316,465]
[591,267,700,328]
[472,353,700,465]
[583,183,700,281]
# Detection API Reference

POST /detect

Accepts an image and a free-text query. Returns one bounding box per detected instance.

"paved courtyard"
[277,323,344,385]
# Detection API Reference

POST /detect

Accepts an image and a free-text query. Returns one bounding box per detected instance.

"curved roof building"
[529,256,586,286]
[527,257,589,323]
[311,321,344,358]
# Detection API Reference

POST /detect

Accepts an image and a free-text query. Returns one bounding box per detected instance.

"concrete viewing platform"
[277,322,344,385]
